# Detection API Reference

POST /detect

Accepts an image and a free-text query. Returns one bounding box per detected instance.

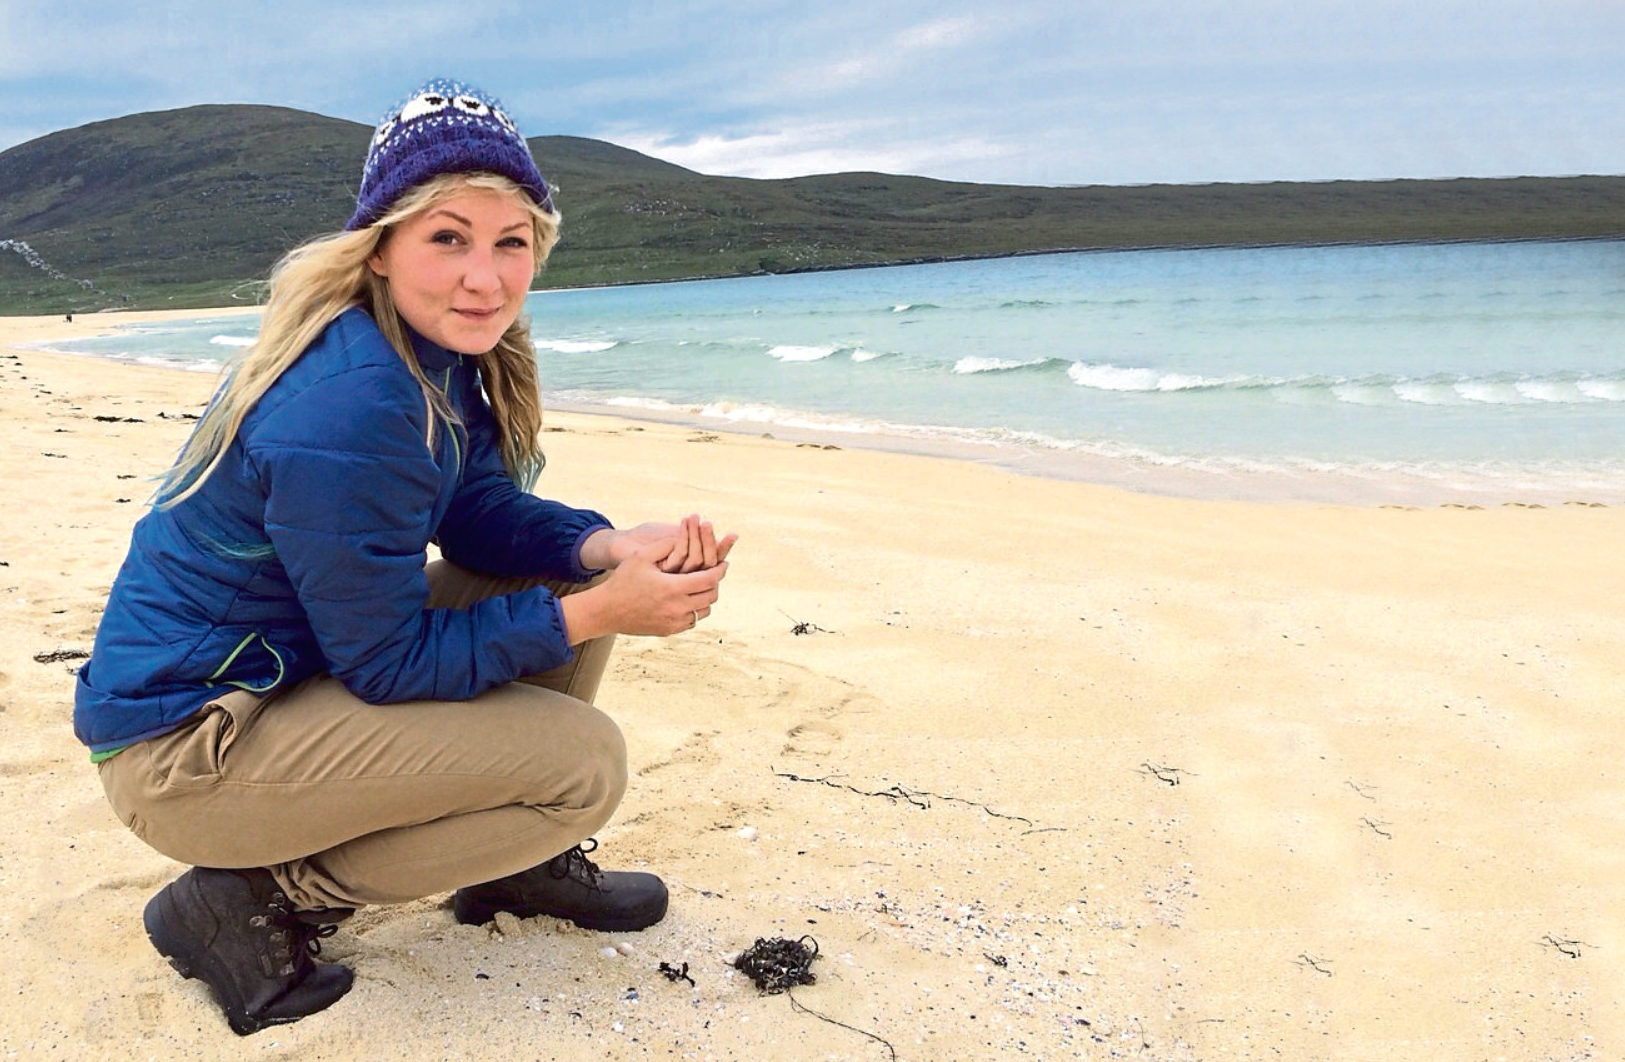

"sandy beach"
[2,309,1621,1060]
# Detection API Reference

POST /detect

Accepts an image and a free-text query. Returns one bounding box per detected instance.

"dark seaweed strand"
[787,989,898,1062]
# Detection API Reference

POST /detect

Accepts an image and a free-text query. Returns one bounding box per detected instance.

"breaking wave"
[535,338,618,354]
[1063,362,1625,405]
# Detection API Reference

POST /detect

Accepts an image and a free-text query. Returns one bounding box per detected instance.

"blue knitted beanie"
[345,78,554,231]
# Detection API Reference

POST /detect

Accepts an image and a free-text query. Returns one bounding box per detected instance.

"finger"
[686,578,723,607]
[683,515,705,572]
[661,516,693,573]
[670,561,726,593]
[675,603,706,635]
[659,526,692,573]
[699,521,719,569]
[715,533,739,564]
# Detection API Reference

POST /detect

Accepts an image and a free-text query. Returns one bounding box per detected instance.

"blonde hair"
[157,172,560,507]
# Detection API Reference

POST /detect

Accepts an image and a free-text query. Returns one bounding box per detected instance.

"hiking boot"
[452,838,668,932]
[143,866,354,1036]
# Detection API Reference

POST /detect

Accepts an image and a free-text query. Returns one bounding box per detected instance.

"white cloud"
[610,126,898,179]
[896,15,981,51]
[768,11,999,98]
[608,120,1020,181]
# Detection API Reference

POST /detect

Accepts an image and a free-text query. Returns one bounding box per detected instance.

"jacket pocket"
[204,631,287,694]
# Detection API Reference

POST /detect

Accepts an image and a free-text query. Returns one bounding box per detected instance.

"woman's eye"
[431,230,461,245]
[499,237,530,249]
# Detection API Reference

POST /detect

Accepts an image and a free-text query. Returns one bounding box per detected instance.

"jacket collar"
[405,325,462,374]
[342,305,464,373]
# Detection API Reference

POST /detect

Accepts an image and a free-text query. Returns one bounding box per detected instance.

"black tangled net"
[733,935,818,994]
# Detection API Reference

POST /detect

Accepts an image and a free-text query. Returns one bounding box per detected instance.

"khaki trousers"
[98,561,625,912]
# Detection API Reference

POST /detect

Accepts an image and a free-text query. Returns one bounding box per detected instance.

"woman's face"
[368,186,536,355]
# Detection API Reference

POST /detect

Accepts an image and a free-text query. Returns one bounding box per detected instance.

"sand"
[1,310,1620,1060]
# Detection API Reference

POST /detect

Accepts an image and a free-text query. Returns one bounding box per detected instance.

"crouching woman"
[74,79,734,1035]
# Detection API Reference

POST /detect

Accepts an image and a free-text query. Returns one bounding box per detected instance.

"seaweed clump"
[733,936,818,994]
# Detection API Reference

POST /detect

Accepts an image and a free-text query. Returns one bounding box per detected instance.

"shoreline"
[544,396,1625,509]
[560,231,1625,290]
[14,307,1621,510]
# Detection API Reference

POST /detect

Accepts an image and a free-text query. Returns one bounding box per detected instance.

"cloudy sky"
[2,0,1621,187]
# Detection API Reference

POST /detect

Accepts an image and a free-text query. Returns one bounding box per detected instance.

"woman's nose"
[462,249,501,292]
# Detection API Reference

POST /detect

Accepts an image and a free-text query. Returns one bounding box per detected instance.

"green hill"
[1,104,1622,314]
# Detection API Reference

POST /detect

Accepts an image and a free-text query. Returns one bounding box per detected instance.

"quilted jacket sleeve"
[250,364,575,704]
[434,377,611,581]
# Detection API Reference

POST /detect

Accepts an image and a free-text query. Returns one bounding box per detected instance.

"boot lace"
[547,838,605,890]
[250,891,340,977]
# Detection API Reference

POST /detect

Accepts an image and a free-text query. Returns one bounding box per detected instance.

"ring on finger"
[691,609,700,627]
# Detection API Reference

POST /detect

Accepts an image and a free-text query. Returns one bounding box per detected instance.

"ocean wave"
[1578,378,1625,401]
[1393,381,1469,406]
[767,349,897,370]
[699,401,879,434]
[209,335,255,348]
[1068,363,1162,391]
[1452,380,1528,405]
[1328,382,1392,406]
[890,303,940,313]
[1065,362,1246,392]
[1513,379,1584,403]
[1061,362,1625,406]
[767,344,839,362]
[603,395,682,411]
[131,354,225,374]
[1377,374,1625,407]
[953,356,1053,374]
[535,338,618,354]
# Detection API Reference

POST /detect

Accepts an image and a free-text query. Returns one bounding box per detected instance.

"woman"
[73,79,734,1036]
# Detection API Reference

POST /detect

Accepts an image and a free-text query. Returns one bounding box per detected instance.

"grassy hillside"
[1,104,1622,314]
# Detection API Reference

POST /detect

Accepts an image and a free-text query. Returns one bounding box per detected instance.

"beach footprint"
[781,719,843,758]
[638,728,722,777]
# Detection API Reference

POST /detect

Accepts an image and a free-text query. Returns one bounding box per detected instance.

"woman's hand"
[581,515,737,573]
[559,540,732,642]
[654,513,737,573]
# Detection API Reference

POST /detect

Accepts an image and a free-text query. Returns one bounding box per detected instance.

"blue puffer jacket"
[74,307,610,755]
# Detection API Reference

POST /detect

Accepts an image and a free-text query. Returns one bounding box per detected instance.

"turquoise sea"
[44,240,1625,504]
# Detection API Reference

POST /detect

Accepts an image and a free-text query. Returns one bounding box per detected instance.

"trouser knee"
[558,704,629,820]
